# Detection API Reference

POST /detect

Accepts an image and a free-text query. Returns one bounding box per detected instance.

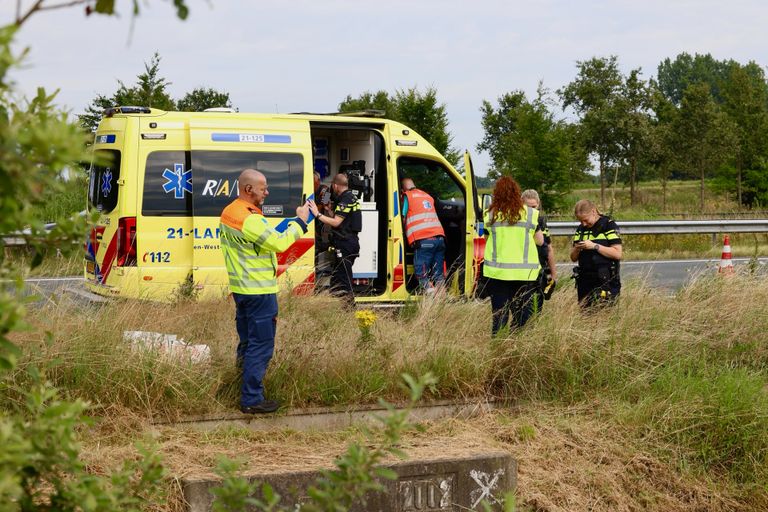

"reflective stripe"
[407,212,439,223]
[243,254,273,261]
[485,261,540,270]
[246,266,274,272]
[406,220,443,238]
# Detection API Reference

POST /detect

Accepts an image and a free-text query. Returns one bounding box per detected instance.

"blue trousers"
[414,236,446,289]
[233,293,278,407]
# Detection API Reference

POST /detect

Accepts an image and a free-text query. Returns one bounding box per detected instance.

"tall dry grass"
[6,271,768,487]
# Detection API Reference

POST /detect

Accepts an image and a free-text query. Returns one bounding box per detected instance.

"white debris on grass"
[123,330,210,364]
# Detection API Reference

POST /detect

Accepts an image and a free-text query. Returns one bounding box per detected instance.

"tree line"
[83,52,768,212]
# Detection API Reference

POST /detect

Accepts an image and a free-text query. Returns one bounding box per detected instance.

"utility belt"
[572,263,618,284]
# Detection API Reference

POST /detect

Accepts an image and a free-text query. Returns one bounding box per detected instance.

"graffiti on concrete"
[398,473,454,511]
[469,468,504,509]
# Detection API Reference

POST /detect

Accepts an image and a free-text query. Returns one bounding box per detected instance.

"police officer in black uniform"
[522,190,557,312]
[570,199,623,308]
[308,173,361,308]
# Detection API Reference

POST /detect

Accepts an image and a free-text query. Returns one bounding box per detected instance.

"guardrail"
[4,219,768,246]
[548,219,768,236]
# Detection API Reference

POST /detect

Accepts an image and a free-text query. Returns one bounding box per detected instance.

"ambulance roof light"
[203,107,238,113]
[337,109,386,118]
[103,106,152,117]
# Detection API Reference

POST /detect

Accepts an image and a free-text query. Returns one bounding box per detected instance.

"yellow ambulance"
[85,107,484,303]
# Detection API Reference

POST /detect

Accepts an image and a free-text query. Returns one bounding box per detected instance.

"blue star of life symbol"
[101,170,112,196]
[162,163,192,199]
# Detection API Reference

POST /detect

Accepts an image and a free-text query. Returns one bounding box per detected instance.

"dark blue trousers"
[233,293,278,407]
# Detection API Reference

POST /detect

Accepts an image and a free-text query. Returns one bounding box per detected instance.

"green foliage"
[176,87,233,112]
[477,87,587,209]
[80,53,232,131]
[668,83,737,211]
[559,56,625,205]
[339,87,460,166]
[0,378,167,510]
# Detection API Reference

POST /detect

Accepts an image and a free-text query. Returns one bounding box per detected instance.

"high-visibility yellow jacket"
[220,198,307,295]
[483,206,540,281]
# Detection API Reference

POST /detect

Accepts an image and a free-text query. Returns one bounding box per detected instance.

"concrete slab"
[182,451,515,512]
[155,399,499,432]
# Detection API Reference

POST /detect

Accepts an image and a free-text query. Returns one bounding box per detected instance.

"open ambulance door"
[463,151,484,295]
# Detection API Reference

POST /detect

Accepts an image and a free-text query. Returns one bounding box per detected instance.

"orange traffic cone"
[718,234,735,274]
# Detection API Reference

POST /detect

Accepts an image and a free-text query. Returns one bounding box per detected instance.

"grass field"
[5,270,768,509]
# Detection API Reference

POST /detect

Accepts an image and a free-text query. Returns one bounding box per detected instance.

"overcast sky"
[5,0,768,175]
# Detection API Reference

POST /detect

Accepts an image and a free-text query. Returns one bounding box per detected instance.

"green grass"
[6,271,768,495]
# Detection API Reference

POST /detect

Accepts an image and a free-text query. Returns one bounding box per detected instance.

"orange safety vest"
[403,188,445,245]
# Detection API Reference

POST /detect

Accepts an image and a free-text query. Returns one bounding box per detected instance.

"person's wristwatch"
[594,244,599,252]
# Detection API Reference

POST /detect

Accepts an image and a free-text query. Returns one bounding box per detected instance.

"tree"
[80,52,174,131]
[657,52,734,106]
[177,87,233,111]
[669,83,737,212]
[719,62,768,206]
[80,53,233,132]
[614,68,654,206]
[339,87,460,166]
[559,56,624,207]
[477,87,587,209]
[645,82,678,213]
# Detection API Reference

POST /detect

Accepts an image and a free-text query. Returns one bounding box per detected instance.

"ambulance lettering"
[201,179,239,197]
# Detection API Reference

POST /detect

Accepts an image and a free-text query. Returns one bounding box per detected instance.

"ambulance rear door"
[188,118,314,297]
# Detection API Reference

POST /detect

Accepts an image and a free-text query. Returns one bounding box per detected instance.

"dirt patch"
[79,403,765,511]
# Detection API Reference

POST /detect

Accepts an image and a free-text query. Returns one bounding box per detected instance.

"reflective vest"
[483,206,540,281]
[403,188,445,245]
[219,198,307,295]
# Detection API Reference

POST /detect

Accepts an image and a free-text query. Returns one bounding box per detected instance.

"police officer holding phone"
[308,173,361,308]
[570,199,622,307]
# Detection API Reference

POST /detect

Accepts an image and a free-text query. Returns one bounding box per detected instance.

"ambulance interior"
[310,124,389,296]
[396,157,467,293]
[310,123,468,296]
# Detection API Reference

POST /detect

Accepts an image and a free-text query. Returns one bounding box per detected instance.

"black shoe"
[240,399,280,414]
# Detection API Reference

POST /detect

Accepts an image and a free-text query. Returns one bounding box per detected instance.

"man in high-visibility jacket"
[400,178,446,293]
[220,169,309,414]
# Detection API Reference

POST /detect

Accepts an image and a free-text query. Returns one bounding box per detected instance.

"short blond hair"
[521,189,541,207]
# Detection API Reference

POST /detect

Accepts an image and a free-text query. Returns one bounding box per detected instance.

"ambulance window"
[191,151,303,217]
[397,157,463,201]
[142,151,193,216]
[88,149,121,214]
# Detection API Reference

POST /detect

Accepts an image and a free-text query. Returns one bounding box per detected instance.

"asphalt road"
[21,257,768,301]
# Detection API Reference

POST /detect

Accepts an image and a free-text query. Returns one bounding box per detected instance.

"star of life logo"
[101,170,112,197]
[423,200,433,209]
[162,163,192,199]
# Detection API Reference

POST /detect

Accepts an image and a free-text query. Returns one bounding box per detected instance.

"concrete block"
[182,451,515,512]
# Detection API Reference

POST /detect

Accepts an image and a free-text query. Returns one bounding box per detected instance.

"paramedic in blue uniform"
[570,199,623,307]
[308,173,361,308]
